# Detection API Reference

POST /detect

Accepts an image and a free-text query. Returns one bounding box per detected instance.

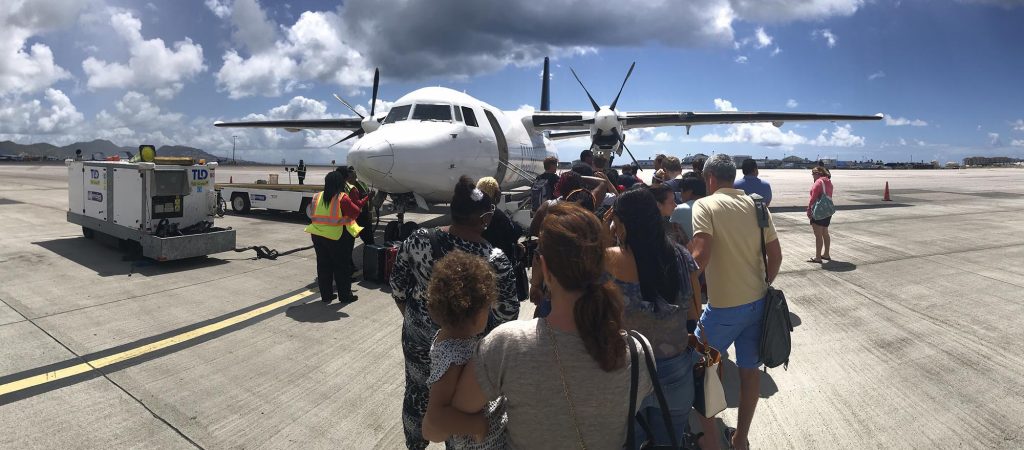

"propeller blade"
[333,93,364,119]
[614,130,643,173]
[328,129,364,148]
[569,67,601,112]
[609,62,636,111]
[370,68,380,117]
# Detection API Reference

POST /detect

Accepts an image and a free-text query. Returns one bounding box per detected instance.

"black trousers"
[357,211,374,245]
[298,173,306,185]
[311,232,355,300]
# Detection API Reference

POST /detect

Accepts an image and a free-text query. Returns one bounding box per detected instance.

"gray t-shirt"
[475,319,652,450]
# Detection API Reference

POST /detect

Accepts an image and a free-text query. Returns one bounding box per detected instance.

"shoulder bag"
[625,331,692,450]
[754,200,794,370]
[811,193,836,220]
[689,322,726,419]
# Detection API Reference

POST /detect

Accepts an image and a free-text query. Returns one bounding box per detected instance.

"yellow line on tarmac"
[0,290,314,398]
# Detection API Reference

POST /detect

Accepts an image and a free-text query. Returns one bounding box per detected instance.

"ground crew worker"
[305,169,368,303]
[297,160,307,185]
[348,170,374,245]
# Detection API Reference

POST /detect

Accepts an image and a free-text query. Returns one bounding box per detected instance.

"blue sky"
[2,0,1022,164]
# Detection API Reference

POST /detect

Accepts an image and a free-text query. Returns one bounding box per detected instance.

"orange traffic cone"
[883,182,891,201]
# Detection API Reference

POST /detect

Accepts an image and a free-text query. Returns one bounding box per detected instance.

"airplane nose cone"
[349,138,394,177]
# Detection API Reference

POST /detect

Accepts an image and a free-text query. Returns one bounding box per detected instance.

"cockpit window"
[453,105,463,122]
[383,105,412,124]
[462,106,478,127]
[411,104,453,122]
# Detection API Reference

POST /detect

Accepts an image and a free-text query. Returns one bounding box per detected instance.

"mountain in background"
[0,140,258,164]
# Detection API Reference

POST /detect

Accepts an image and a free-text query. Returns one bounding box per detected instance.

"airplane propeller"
[329,68,382,148]
[563,62,644,171]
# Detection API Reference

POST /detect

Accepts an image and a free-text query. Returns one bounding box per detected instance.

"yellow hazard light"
[139,144,157,162]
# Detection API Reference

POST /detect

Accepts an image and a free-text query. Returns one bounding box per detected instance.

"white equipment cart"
[66,159,236,261]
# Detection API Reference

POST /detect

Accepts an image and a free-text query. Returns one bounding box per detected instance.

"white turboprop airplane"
[215,58,881,221]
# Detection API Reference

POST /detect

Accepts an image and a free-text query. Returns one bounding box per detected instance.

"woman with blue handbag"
[807,166,835,263]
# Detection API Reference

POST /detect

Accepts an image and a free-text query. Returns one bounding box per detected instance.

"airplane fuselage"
[346,87,556,203]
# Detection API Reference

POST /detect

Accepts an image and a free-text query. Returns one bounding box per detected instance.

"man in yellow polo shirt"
[689,154,783,450]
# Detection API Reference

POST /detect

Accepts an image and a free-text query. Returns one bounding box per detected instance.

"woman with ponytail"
[390,175,520,450]
[450,202,652,449]
[607,187,703,446]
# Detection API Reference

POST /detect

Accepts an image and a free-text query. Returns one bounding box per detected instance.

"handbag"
[625,331,686,450]
[755,200,794,369]
[811,193,835,220]
[514,262,530,301]
[690,322,727,418]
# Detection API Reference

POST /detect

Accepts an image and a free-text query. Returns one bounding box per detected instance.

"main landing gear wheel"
[400,221,419,241]
[384,220,401,242]
[231,193,251,214]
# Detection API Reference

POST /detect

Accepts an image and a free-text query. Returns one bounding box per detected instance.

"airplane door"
[483,110,508,185]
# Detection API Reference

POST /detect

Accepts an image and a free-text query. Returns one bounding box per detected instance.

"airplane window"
[462,107,478,127]
[453,105,463,122]
[383,105,412,124]
[412,104,453,122]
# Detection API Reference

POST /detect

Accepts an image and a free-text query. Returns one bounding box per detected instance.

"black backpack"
[755,200,793,369]
[530,176,551,212]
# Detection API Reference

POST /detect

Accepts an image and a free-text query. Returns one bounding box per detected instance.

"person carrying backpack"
[531,156,560,213]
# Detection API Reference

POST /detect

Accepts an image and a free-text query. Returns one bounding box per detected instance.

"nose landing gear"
[379,192,420,242]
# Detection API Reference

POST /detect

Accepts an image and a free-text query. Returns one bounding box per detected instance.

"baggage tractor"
[363,244,390,283]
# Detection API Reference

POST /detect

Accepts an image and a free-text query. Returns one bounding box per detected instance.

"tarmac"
[1,163,1023,449]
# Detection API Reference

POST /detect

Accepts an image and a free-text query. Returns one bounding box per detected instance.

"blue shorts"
[696,296,766,369]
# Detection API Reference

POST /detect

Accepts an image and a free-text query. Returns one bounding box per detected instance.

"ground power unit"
[66,159,236,261]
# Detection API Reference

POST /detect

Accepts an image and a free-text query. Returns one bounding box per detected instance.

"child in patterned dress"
[421,251,508,449]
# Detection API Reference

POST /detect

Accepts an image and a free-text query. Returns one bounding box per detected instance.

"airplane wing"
[547,131,591,140]
[529,111,883,131]
[214,118,363,131]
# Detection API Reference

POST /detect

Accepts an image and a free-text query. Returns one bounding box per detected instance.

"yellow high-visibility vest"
[304,192,363,240]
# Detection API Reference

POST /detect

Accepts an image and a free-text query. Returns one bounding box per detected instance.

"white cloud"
[771,46,782,56]
[702,98,864,148]
[809,124,864,147]
[95,92,183,130]
[989,132,1003,147]
[82,12,206,99]
[0,0,85,95]
[0,88,84,134]
[701,123,807,147]
[1012,119,1024,131]
[730,0,864,22]
[885,116,928,127]
[734,55,749,64]
[215,10,373,98]
[786,99,799,108]
[205,0,232,19]
[813,29,837,48]
[754,27,773,48]
[654,132,673,142]
[868,71,886,80]
[231,0,277,53]
[1011,139,1024,147]
[714,98,738,111]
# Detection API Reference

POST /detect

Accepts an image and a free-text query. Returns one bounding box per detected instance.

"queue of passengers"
[300,151,836,448]
[351,153,784,450]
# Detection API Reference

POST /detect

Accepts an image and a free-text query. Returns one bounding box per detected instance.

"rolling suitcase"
[363,244,390,283]
[384,244,399,282]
